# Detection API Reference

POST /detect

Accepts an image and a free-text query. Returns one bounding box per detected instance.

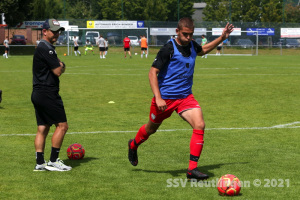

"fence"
[1,20,300,55]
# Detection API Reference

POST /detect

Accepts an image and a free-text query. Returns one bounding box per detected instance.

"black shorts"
[99,47,105,51]
[105,47,108,51]
[141,47,147,51]
[124,47,130,51]
[217,46,222,50]
[5,47,9,51]
[74,46,79,51]
[31,90,67,126]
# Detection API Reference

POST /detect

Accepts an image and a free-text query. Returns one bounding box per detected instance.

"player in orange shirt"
[123,36,132,58]
[140,35,148,58]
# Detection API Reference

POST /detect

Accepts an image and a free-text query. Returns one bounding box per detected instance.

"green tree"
[65,0,98,19]
[89,0,102,20]
[165,0,195,21]
[45,0,64,19]
[98,0,167,21]
[30,0,64,20]
[203,0,285,23]
[202,0,229,22]
[121,0,168,21]
[98,0,193,21]
[98,0,123,20]
[0,0,32,26]
[231,0,262,22]
[143,0,168,21]
[31,0,47,20]
[285,3,300,22]
[261,0,282,23]
[123,0,145,20]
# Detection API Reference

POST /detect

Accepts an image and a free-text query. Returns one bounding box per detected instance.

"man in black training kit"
[32,19,71,171]
[128,18,234,180]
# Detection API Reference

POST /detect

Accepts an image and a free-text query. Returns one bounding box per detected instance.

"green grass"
[0,50,299,200]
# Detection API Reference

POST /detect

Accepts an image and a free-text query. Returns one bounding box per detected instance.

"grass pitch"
[0,49,299,200]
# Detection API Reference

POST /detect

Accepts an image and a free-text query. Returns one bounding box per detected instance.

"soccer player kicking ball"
[128,17,234,180]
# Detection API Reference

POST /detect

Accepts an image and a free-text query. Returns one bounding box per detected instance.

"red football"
[217,174,241,196]
[67,143,85,160]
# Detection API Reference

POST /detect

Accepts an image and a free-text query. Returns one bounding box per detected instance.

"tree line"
[0,0,299,26]
[203,0,300,23]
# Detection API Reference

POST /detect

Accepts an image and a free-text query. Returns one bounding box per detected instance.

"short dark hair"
[177,17,194,30]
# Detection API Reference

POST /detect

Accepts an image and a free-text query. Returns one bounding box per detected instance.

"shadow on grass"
[64,157,98,168]
[132,162,249,178]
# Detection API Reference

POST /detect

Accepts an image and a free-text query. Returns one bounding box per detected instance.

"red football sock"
[189,129,204,170]
[130,124,149,150]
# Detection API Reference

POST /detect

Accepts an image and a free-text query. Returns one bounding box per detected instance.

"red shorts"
[149,94,201,123]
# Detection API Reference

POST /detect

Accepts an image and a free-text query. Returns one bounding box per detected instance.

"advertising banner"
[87,21,144,29]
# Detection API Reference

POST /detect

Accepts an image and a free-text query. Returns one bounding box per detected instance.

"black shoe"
[128,139,138,166]
[187,168,209,180]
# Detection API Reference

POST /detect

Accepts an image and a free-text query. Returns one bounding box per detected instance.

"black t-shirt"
[152,39,203,70]
[32,40,61,92]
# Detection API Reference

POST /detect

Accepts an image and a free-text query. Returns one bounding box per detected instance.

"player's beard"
[49,35,58,44]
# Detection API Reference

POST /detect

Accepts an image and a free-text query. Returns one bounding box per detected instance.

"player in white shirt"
[104,38,108,56]
[73,36,81,56]
[3,36,9,58]
[97,35,106,59]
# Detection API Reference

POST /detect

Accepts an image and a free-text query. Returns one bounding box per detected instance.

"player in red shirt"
[123,36,132,58]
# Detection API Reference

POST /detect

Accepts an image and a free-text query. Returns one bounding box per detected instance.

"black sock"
[36,152,44,164]
[50,147,60,162]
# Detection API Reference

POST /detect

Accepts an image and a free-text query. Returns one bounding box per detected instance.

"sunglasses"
[49,30,62,35]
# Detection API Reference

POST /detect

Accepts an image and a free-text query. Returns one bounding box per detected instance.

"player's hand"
[222,23,234,40]
[156,98,167,112]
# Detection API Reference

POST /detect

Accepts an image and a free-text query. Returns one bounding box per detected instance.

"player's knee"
[145,127,157,135]
[58,123,69,133]
[194,121,205,130]
[147,129,156,135]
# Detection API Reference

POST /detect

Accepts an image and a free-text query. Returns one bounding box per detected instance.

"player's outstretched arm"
[198,22,234,56]
[221,23,234,40]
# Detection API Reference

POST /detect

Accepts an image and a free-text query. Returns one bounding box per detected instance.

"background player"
[140,35,148,58]
[123,36,132,58]
[3,36,9,58]
[104,37,109,56]
[84,39,94,55]
[97,35,106,59]
[73,36,81,56]
[201,34,208,58]
[216,41,223,55]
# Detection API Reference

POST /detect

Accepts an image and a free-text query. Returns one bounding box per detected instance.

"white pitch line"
[1,122,299,137]
[61,73,300,76]
[64,73,98,75]
[195,74,300,76]
[200,68,240,70]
